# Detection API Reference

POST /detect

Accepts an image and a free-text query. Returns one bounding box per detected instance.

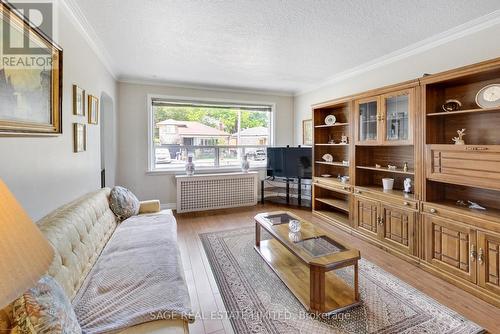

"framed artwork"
[73,85,85,116]
[73,123,86,152]
[0,2,63,136]
[303,119,313,146]
[88,95,99,124]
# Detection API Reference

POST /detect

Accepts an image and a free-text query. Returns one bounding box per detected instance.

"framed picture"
[73,123,86,152]
[303,119,313,146]
[0,2,63,136]
[88,95,99,124]
[73,85,85,116]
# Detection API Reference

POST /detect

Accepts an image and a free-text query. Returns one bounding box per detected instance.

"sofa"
[0,188,192,333]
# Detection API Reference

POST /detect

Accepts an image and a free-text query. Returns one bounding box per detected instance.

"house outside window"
[149,97,274,172]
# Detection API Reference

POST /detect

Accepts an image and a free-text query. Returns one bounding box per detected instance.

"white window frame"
[146,94,276,174]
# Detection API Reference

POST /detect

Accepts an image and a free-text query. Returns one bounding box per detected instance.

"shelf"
[427,107,500,117]
[264,186,311,196]
[314,123,349,128]
[315,198,349,212]
[356,165,415,175]
[315,161,350,167]
[263,196,311,207]
[314,210,350,226]
[315,143,349,146]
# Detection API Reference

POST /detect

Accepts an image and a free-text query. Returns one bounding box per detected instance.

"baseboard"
[161,203,177,210]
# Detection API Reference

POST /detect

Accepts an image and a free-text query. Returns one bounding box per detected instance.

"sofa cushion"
[10,275,81,334]
[109,186,140,220]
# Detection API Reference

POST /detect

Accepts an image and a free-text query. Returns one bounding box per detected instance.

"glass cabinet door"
[358,100,379,143]
[383,91,411,144]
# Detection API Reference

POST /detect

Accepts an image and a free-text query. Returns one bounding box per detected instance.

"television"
[267,147,312,179]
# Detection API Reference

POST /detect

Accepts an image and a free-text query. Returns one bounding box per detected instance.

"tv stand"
[261,177,311,209]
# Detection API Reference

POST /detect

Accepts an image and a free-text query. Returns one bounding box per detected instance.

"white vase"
[241,155,250,173]
[382,178,394,190]
[185,156,195,176]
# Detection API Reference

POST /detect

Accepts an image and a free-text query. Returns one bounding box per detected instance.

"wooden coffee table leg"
[255,221,261,247]
[310,265,326,313]
[354,261,359,301]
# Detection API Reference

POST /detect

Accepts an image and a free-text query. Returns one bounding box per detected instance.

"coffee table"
[254,211,361,314]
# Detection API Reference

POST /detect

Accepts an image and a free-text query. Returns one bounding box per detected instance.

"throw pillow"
[10,275,82,334]
[109,186,140,220]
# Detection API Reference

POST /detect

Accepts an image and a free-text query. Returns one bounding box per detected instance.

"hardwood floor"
[175,204,500,334]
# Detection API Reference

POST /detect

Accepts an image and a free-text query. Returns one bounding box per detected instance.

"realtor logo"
[2,1,53,55]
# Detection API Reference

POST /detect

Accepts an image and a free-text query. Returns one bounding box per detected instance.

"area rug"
[199,227,484,334]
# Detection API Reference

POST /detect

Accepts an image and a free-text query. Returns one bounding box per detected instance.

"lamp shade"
[0,179,54,309]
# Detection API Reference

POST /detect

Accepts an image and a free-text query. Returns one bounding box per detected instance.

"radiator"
[176,172,258,213]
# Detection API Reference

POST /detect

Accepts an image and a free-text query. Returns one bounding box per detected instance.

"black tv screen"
[267,147,312,179]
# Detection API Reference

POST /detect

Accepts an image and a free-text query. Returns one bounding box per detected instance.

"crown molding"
[296,9,500,96]
[118,77,295,97]
[60,0,117,79]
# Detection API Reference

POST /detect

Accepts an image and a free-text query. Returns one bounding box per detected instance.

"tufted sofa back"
[37,188,118,299]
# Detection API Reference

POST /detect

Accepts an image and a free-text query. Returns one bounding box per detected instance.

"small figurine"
[388,164,397,170]
[452,129,466,145]
[375,164,381,169]
[342,160,349,166]
[442,99,462,112]
[403,178,412,193]
[341,134,349,144]
[456,200,486,210]
[468,201,486,210]
[403,162,409,172]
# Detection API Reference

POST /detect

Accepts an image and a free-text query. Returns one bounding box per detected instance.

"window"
[149,97,273,172]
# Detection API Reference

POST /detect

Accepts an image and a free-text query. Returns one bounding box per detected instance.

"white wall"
[293,23,500,145]
[116,82,294,205]
[0,5,117,220]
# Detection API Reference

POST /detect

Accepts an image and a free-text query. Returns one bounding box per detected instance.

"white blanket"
[73,213,193,333]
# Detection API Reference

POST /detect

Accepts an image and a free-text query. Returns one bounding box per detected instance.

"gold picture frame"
[73,85,85,116]
[73,123,86,152]
[303,119,313,146]
[88,95,99,124]
[0,2,63,136]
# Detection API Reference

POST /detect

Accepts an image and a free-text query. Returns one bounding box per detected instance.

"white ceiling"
[72,0,500,94]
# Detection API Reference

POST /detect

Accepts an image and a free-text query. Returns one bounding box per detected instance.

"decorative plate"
[322,154,333,163]
[324,115,336,125]
[476,84,500,108]
[321,174,332,178]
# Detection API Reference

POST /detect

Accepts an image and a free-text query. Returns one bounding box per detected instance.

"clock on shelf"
[476,84,500,108]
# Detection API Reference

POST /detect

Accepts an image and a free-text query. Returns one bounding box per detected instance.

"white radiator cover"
[175,172,258,213]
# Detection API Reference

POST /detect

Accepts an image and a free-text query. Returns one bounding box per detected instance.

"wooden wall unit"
[312,57,500,307]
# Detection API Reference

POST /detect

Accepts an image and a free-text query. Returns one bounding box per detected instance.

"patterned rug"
[199,227,484,334]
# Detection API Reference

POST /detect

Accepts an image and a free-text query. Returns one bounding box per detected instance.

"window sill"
[146,166,266,176]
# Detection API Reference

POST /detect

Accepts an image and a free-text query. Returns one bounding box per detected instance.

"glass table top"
[294,236,346,258]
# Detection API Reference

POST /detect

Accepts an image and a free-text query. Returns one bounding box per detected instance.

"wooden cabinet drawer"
[314,177,351,194]
[427,145,500,191]
[354,187,418,210]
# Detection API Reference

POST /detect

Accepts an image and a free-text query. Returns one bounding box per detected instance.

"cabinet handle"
[470,245,477,262]
[465,146,488,151]
[430,208,437,214]
[478,248,484,265]
[403,201,410,206]
[377,217,384,226]
[356,190,362,194]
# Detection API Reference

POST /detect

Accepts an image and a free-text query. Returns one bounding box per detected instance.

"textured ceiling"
[74,0,500,93]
